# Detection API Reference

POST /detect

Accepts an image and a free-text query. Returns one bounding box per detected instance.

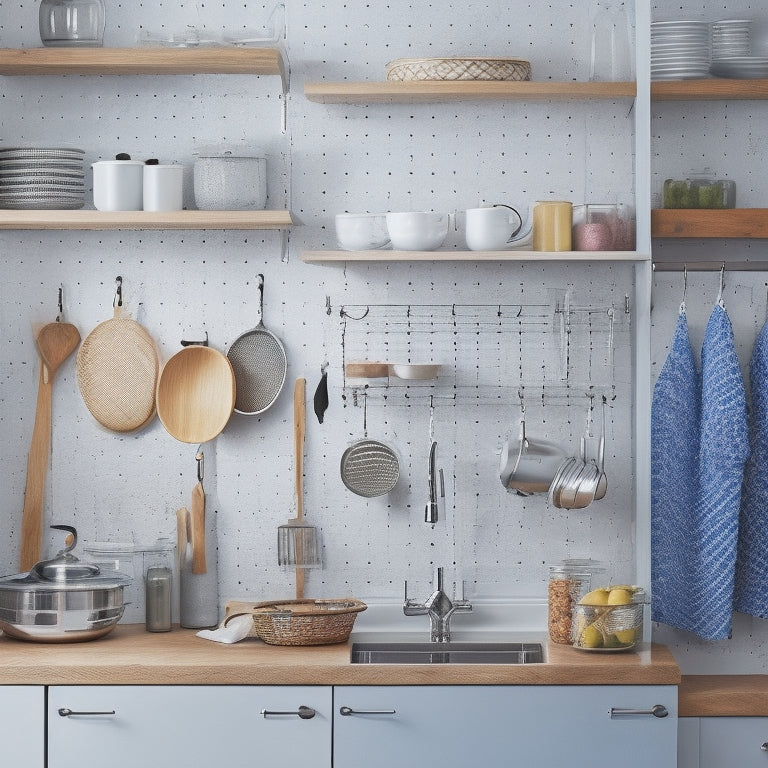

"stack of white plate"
[711,19,752,59]
[651,20,711,81]
[0,147,85,209]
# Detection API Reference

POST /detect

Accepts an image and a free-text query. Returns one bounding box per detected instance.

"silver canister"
[145,566,172,632]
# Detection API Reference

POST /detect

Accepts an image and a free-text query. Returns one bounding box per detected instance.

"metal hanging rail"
[653,261,768,272]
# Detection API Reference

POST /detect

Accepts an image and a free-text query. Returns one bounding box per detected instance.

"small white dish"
[335,213,390,250]
[389,363,441,380]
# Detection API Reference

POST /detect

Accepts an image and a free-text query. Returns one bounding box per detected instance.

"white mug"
[465,205,524,251]
[143,164,184,212]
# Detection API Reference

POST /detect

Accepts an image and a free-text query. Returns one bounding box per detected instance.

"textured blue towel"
[693,302,749,640]
[734,316,768,617]
[651,308,701,630]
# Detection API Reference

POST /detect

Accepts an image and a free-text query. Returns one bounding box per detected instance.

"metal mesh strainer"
[340,439,400,497]
[340,394,400,497]
[227,274,287,415]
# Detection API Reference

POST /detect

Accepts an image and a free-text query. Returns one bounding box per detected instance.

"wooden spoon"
[19,320,81,571]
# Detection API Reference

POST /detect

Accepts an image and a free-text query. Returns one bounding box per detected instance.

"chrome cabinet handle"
[58,708,116,717]
[609,704,668,719]
[260,705,316,720]
[339,706,396,716]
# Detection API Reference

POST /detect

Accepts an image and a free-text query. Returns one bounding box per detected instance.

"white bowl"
[390,363,441,380]
[386,211,449,251]
[335,213,390,250]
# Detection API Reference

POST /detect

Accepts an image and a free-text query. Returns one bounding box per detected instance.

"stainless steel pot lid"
[0,525,131,591]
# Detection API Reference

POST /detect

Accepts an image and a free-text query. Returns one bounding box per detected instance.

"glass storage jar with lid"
[39,0,105,47]
[572,203,635,251]
[548,559,605,644]
[662,168,736,209]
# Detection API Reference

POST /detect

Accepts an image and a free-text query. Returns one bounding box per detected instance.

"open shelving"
[0,210,293,231]
[301,249,648,263]
[304,80,637,104]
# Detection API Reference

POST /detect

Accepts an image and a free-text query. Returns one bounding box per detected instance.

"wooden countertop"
[0,624,680,686]
[679,675,768,717]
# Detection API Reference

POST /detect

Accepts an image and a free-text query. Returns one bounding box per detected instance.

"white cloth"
[196,614,253,644]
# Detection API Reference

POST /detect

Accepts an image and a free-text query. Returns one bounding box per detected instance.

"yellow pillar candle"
[533,201,573,251]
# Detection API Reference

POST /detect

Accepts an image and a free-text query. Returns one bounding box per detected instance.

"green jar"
[663,170,736,209]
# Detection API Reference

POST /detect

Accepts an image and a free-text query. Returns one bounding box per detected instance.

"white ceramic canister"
[193,154,267,210]
[92,157,144,211]
[143,162,184,212]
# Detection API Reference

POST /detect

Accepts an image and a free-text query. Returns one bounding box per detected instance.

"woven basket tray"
[224,598,367,646]
[386,57,531,82]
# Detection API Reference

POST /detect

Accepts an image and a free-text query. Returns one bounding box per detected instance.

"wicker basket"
[224,598,367,646]
[386,57,531,82]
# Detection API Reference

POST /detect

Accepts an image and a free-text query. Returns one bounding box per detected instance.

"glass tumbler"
[39,0,105,47]
[589,2,633,81]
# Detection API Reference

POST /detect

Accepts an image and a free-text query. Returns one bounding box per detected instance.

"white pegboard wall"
[1,2,641,614]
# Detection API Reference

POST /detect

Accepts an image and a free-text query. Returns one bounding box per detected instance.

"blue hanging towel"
[734,316,768,617]
[651,307,701,631]
[693,302,749,640]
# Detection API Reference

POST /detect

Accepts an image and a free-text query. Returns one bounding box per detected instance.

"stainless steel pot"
[0,525,131,643]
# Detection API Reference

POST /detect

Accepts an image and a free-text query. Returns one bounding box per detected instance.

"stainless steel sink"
[350,641,544,665]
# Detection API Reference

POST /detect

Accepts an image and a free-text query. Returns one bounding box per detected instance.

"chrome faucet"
[403,567,472,642]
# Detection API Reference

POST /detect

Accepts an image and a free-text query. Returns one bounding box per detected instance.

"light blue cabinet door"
[0,686,44,768]
[700,717,768,768]
[49,685,332,768]
[334,685,677,768]
[678,717,701,768]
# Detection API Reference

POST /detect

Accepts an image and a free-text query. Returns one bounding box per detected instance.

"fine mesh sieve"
[227,273,287,415]
[340,439,400,497]
[340,394,400,497]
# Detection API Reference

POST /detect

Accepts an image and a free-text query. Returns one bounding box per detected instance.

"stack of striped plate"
[0,147,85,209]
[651,20,711,80]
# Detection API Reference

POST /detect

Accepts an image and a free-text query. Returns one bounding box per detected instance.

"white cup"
[143,164,184,212]
[465,205,524,251]
[386,211,450,251]
[92,159,144,211]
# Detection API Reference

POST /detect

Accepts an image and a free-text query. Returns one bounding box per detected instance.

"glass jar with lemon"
[571,585,645,651]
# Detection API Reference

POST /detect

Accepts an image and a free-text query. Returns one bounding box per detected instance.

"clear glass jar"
[573,203,636,251]
[547,559,605,644]
[39,0,105,47]
[662,169,736,209]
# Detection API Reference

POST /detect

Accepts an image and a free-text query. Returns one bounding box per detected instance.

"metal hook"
[56,285,64,322]
[339,306,370,321]
[196,449,204,483]
[718,262,726,306]
[113,276,123,308]
[518,387,525,415]
[181,331,209,347]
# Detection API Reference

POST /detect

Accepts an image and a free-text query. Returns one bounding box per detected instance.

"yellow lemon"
[614,628,636,645]
[579,624,603,648]
[579,588,610,605]
[607,588,633,605]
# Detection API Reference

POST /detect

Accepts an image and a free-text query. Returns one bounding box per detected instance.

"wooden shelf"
[651,78,768,101]
[0,47,286,87]
[304,80,637,104]
[0,210,293,231]
[302,249,648,263]
[651,208,768,239]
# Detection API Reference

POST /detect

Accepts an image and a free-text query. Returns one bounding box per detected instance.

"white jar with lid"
[143,161,184,212]
[92,155,144,211]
